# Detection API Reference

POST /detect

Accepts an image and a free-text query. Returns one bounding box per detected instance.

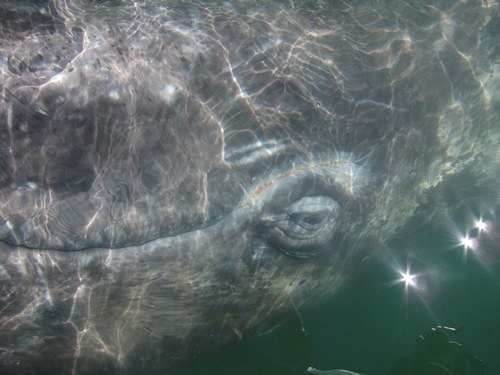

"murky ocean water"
[175,202,500,374]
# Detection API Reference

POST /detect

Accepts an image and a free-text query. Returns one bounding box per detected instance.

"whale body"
[0,1,498,374]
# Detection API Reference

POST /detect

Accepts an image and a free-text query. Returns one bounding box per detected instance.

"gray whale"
[0,1,498,373]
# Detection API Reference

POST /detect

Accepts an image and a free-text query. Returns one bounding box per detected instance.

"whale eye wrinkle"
[260,195,341,258]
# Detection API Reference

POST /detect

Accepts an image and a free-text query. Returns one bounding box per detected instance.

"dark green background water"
[174,203,500,375]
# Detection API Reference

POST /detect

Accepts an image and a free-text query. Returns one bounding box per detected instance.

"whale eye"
[275,196,339,239]
[260,195,340,258]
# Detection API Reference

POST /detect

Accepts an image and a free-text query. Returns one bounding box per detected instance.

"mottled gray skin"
[0,1,498,374]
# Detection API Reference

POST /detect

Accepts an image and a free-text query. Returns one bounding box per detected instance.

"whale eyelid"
[259,195,341,258]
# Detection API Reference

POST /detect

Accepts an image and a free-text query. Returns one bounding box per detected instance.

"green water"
[174,204,500,374]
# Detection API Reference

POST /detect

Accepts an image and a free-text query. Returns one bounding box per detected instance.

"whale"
[0,1,498,374]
